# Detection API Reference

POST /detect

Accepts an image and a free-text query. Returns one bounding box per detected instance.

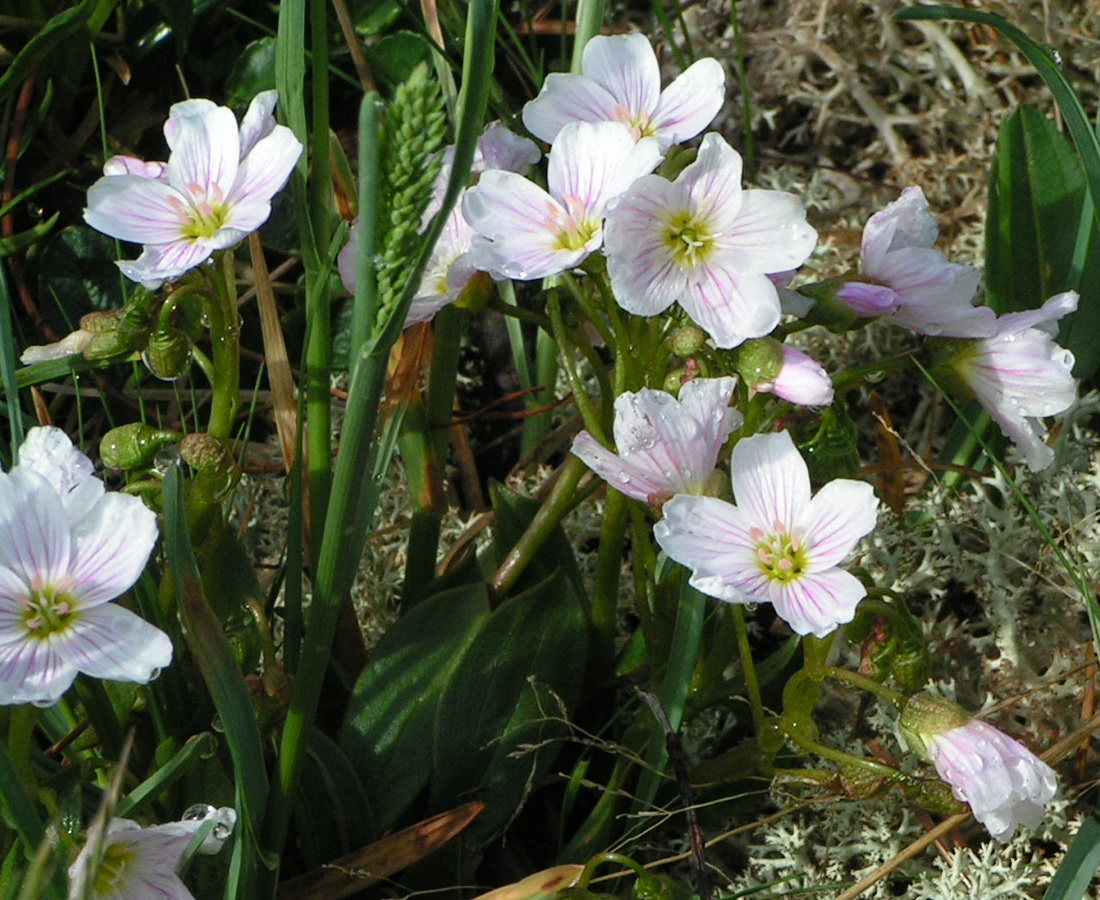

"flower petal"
[729,431,811,531]
[581,34,661,124]
[679,267,781,349]
[165,100,241,197]
[522,73,622,145]
[716,190,818,274]
[84,176,188,245]
[0,633,79,706]
[64,604,173,683]
[225,124,302,231]
[797,478,877,569]
[773,567,866,637]
[238,90,279,158]
[571,432,666,503]
[117,241,215,288]
[649,58,725,146]
[70,492,158,608]
[0,470,71,588]
[548,122,661,220]
[16,427,103,522]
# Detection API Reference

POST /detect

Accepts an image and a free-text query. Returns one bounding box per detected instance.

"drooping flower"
[735,338,834,407]
[84,91,302,289]
[655,430,877,637]
[571,376,741,505]
[900,693,1057,842]
[522,33,725,150]
[463,121,661,280]
[931,291,1078,471]
[603,132,817,349]
[857,186,995,337]
[0,427,171,706]
[68,806,236,900]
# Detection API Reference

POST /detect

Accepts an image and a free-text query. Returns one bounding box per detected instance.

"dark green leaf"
[37,226,126,329]
[339,582,492,834]
[430,570,588,846]
[367,32,435,88]
[349,0,403,36]
[986,106,1084,313]
[226,38,277,108]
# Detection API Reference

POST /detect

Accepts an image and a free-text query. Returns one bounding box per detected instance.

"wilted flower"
[931,291,1078,471]
[603,133,817,348]
[522,32,725,149]
[84,91,302,289]
[463,121,661,280]
[900,693,1057,842]
[857,186,994,337]
[0,427,171,706]
[68,807,236,900]
[571,376,741,505]
[655,430,877,637]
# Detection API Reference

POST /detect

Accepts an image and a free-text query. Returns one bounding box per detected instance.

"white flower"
[462,121,661,280]
[655,430,877,637]
[603,133,817,349]
[938,291,1078,471]
[900,694,1057,842]
[859,186,994,337]
[522,33,725,149]
[0,427,171,706]
[571,376,741,505]
[68,807,236,900]
[84,91,302,289]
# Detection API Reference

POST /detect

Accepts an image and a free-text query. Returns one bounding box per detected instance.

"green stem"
[820,666,906,709]
[204,252,240,442]
[569,0,606,73]
[731,605,764,735]
[831,351,916,393]
[590,488,628,687]
[548,293,608,442]
[786,731,903,784]
[490,455,588,597]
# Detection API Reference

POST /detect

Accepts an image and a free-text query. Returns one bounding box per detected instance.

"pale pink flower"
[0,427,170,706]
[940,291,1078,471]
[603,133,817,348]
[655,430,877,637]
[462,121,661,280]
[68,807,236,900]
[756,345,833,407]
[84,91,302,289]
[522,33,725,149]
[900,694,1057,842]
[859,186,994,337]
[571,376,741,504]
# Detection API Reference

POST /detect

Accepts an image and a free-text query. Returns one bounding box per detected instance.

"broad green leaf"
[293,729,376,869]
[339,582,492,834]
[226,37,277,108]
[1042,815,1100,900]
[37,226,125,328]
[430,569,588,846]
[349,0,402,36]
[986,106,1084,314]
[367,32,435,88]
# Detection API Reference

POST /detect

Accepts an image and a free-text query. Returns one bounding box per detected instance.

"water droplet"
[183,803,217,822]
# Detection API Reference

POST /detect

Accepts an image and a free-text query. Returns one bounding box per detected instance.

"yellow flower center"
[750,522,808,584]
[664,211,716,266]
[93,840,136,895]
[22,578,77,638]
[551,197,599,252]
[176,184,230,241]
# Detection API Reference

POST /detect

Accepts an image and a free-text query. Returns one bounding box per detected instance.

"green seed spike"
[373,62,447,337]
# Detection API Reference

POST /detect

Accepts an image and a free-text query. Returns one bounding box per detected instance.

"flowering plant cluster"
[2,7,1091,900]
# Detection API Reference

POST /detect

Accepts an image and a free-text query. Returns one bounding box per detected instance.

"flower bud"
[667,325,708,358]
[100,424,182,471]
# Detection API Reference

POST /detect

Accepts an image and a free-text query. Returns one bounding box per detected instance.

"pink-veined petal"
[238,90,279,158]
[681,133,743,223]
[548,122,660,219]
[773,567,866,637]
[0,470,71,588]
[570,432,666,503]
[729,431,811,532]
[649,58,725,146]
[716,190,817,274]
[225,125,302,229]
[165,101,240,197]
[64,604,172,683]
[678,267,781,349]
[797,478,877,569]
[69,492,157,609]
[522,73,622,145]
[581,33,661,124]
[84,176,188,245]
[655,495,759,602]
[462,171,581,279]
[0,633,79,706]
[117,241,214,288]
[16,427,103,522]
[860,185,937,270]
